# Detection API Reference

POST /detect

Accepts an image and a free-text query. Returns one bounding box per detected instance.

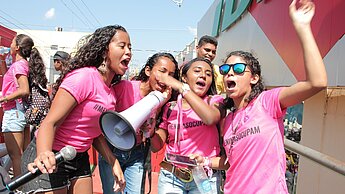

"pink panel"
[249,0,345,80]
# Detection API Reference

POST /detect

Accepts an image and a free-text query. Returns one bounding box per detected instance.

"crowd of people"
[0,0,327,193]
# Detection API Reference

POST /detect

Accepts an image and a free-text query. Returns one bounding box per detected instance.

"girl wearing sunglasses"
[190,0,327,193]
[151,58,227,193]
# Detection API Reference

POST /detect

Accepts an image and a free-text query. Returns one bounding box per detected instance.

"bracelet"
[180,83,191,97]
[204,156,212,168]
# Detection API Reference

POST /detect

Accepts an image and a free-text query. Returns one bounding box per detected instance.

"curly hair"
[181,57,217,96]
[223,51,265,110]
[52,25,127,98]
[28,48,48,88]
[15,34,48,89]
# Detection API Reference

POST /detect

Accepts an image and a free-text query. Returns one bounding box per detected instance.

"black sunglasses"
[219,63,247,75]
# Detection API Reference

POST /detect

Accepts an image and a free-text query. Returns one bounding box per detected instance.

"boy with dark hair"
[196,35,225,94]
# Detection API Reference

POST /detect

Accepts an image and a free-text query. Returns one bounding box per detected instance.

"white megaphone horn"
[99,91,166,151]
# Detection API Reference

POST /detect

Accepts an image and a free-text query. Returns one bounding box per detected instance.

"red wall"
[0,25,16,143]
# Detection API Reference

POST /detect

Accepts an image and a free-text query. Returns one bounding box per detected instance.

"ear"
[144,66,151,77]
[250,74,260,85]
[181,75,188,83]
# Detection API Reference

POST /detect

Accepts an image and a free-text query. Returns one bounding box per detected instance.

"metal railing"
[284,138,345,176]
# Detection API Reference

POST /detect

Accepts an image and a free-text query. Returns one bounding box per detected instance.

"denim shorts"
[21,139,92,193]
[1,108,26,133]
[98,143,146,194]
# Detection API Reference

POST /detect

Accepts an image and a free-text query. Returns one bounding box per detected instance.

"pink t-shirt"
[159,95,223,158]
[52,67,116,153]
[223,88,288,194]
[113,80,143,144]
[1,59,29,110]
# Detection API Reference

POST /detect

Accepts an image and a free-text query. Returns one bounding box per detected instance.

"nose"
[125,46,132,57]
[199,71,207,79]
[225,67,235,77]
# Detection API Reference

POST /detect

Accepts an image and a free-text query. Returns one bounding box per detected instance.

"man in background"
[196,35,225,94]
[53,51,70,72]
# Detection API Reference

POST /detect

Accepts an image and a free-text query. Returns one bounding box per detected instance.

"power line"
[69,0,96,28]
[60,0,93,31]
[0,21,92,32]
[0,10,49,48]
[79,0,102,26]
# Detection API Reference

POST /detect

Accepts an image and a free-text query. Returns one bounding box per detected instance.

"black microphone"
[6,145,77,191]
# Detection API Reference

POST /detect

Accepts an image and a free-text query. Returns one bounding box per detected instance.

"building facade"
[197,0,345,193]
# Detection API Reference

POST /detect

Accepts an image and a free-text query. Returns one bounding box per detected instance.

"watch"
[180,83,191,97]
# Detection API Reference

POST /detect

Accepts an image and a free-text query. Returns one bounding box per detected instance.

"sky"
[0,0,214,67]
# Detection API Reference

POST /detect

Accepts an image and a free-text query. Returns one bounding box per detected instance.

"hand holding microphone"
[6,146,77,191]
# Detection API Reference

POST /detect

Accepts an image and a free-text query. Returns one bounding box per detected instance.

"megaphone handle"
[114,120,130,136]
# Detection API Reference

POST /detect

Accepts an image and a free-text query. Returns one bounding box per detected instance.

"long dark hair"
[15,34,47,89]
[135,53,180,128]
[52,25,127,98]
[181,57,217,96]
[223,51,265,110]
[133,52,179,82]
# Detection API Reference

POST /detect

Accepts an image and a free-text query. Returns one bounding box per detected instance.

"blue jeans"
[98,143,146,194]
[158,168,221,194]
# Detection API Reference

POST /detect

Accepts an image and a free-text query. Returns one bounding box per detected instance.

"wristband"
[180,83,190,97]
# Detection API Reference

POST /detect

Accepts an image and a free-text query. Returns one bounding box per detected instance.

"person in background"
[0,34,46,178]
[48,51,70,97]
[22,25,131,194]
[53,51,70,72]
[196,35,225,95]
[98,52,179,194]
[151,58,227,193]
[191,1,327,193]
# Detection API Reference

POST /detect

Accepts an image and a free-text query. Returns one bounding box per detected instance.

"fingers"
[289,0,297,13]
[113,178,126,193]
[112,160,126,192]
[189,153,204,165]
[32,151,56,174]
[162,86,172,99]
[27,163,38,174]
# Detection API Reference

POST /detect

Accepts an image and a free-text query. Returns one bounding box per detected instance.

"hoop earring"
[98,58,108,74]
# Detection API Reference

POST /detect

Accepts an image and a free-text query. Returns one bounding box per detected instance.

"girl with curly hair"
[22,25,131,193]
[0,34,47,178]
[191,1,327,193]
[99,52,179,194]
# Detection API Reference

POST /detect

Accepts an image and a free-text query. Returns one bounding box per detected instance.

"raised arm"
[156,73,223,125]
[279,0,327,109]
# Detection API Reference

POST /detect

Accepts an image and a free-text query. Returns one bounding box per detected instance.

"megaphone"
[99,91,166,151]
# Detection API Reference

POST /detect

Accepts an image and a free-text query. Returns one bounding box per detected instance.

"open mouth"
[196,81,206,87]
[121,58,130,67]
[157,82,166,91]
[226,80,236,89]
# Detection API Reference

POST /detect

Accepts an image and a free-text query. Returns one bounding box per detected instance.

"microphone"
[6,145,77,191]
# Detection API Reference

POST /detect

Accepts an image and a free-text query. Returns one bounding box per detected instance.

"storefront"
[197,0,345,193]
